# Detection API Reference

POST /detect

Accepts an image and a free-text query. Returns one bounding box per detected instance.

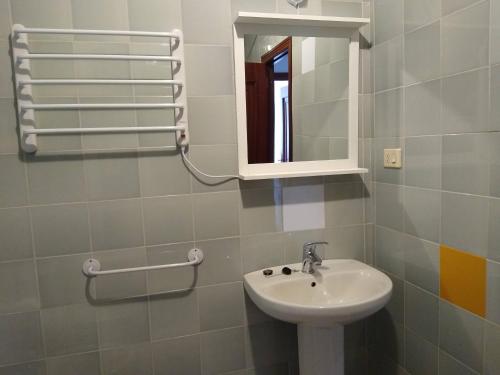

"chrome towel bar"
[82,248,204,277]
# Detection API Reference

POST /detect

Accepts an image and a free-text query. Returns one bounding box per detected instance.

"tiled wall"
[0,1,372,374]
[371,0,500,374]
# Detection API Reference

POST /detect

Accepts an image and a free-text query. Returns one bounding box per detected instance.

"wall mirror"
[233,13,369,180]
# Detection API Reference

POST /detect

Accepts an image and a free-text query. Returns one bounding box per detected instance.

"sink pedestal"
[298,324,344,375]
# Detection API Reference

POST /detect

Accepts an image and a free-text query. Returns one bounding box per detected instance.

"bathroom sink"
[244,259,392,375]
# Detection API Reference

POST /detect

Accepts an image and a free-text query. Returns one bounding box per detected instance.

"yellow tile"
[440,245,486,317]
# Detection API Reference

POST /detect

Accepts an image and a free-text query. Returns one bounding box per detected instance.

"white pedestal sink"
[244,259,393,375]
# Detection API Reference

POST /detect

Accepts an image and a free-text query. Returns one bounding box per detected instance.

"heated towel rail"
[82,248,204,277]
[11,24,189,153]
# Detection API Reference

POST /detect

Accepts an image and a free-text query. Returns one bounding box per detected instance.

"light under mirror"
[244,34,349,164]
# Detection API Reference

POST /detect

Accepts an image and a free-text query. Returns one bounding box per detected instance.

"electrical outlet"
[384,148,402,168]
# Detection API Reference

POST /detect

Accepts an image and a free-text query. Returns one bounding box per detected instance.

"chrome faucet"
[302,241,328,273]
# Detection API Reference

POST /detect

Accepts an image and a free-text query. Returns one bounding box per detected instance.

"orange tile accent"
[440,245,486,317]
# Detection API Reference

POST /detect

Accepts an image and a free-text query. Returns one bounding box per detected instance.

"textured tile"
[85,155,140,201]
[197,238,242,286]
[441,192,489,257]
[442,68,489,134]
[37,253,90,308]
[143,195,193,245]
[405,329,438,375]
[441,1,489,75]
[32,204,90,257]
[193,191,239,240]
[97,299,150,348]
[487,260,500,324]
[0,260,39,314]
[149,291,199,340]
[405,284,438,344]
[27,155,86,205]
[0,155,28,208]
[374,0,403,44]
[89,199,144,252]
[198,282,244,331]
[41,303,98,356]
[442,133,490,195]
[101,343,153,375]
[0,207,33,261]
[439,301,484,372]
[45,352,101,375]
[374,36,403,91]
[404,187,440,243]
[440,245,486,316]
[201,327,246,374]
[404,21,440,84]
[374,88,403,137]
[182,0,232,45]
[185,45,234,96]
[152,335,201,375]
[404,235,439,294]
[0,311,43,365]
[404,0,440,32]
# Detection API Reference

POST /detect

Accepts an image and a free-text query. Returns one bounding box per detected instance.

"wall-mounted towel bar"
[11,24,189,153]
[82,248,204,277]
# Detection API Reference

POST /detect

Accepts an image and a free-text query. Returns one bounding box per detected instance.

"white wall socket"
[384,148,402,168]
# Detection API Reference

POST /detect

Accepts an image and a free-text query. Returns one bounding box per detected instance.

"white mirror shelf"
[233,12,369,180]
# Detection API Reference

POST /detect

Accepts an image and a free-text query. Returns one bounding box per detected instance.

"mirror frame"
[233,12,370,180]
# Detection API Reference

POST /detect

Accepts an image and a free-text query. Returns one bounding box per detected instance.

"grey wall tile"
[0,0,11,39]
[439,301,484,372]
[321,1,363,17]
[128,0,182,33]
[239,188,283,235]
[441,1,489,75]
[37,253,90,308]
[374,88,403,137]
[193,191,239,240]
[484,320,500,375]
[375,183,404,232]
[201,327,246,374]
[442,0,484,16]
[198,282,244,331]
[404,187,440,243]
[197,238,242,286]
[0,40,12,98]
[405,136,441,189]
[489,66,500,131]
[374,36,404,91]
[0,207,33,261]
[0,99,19,154]
[404,0,440,32]
[89,199,144,252]
[442,133,490,195]
[439,351,480,375]
[149,291,199,340]
[143,195,193,245]
[442,68,489,134]
[185,45,234,96]
[32,204,90,257]
[404,21,440,84]
[0,311,43,365]
[405,80,442,136]
[487,260,500,325]
[27,156,86,205]
[0,155,28,208]
[231,0,276,13]
[441,192,489,256]
[375,225,405,278]
[0,260,39,314]
[0,361,46,375]
[41,303,98,356]
[84,155,140,201]
[405,284,438,344]
[71,0,129,37]
[374,0,403,44]
[488,132,500,197]
[97,299,150,349]
[489,198,500,261]
[404,235,439,294]
[325,225,365,261]
[45,352,101,375]
[241,233,285,273]
[152,335,201,375]
[405,329,438,375]
[325,182,364,227]
[10,0,73,33]
[182,0,232,45]
[101,343,153,375]
[491,0,500,64]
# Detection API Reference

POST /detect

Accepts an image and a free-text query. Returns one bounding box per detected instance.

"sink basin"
[244,259,393,375]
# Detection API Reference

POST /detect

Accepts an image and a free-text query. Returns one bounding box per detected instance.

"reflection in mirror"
[244,35,350,164]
